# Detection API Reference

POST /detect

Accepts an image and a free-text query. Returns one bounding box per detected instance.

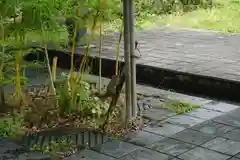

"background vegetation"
[107,0,240,33]
[137,0,240,32]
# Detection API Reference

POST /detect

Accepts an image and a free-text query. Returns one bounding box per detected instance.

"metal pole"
[123,0,132,121]
[128,0,137,118]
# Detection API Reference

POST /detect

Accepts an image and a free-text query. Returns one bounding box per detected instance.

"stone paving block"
[234,152,240,158]
[0,140,27,154]
[213,114,240,128]
[221,129,240,142]
[226,107,240,118]
[0,140,50,160]
[141,97,164,107]
[171,129,216,145]
[124,130,165,147]
[143,61,182,70]
[18,152,51,160]
[92,140,140,158]
[184,108,223,120]
[191,120,234,135]
[143,122,185,137]
[147,138,196,156]
[202,137,240,156]
[203,101,239,113]
[179,147,230,160]
[141,108,176,121]
[164,114,205,128]
[177,64,212,73]
[227,157,240,160]
[0,153,16,159]
[118,148,174,160]
[64,149,116,160]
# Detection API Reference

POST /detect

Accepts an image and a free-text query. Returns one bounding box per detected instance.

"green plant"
[0,0,130,135]
[26,0,62,94]
[0,46,14,105]
[57,77,108,118]
[0,0,41,103]
[31,139,77,158]
[134,0,208,16]
[98,23,103,92]
[0,112,24,139]
[0,25,28,105]
[115,23,123,75]
[98,0,105,93]
[159,100,200,114]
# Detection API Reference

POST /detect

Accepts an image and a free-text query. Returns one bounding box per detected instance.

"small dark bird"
[135,40,138,49]
[135,40,141,58]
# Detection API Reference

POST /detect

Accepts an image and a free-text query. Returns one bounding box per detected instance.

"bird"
[135,40,141,57]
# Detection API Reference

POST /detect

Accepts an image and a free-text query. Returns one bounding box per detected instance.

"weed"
[0,112,24,139]
[31,139,77,158]
[56,78,108,118]
[159,100,200,114]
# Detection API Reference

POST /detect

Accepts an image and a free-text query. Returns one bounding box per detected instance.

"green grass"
[135,0,240,33]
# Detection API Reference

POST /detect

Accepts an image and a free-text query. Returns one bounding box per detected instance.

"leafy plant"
[159,100,200,114]
[0,0,130,137]
[134,0,209,16]
[0,46,14,104]
[31,139,77,158]
[56,76,108,118]
[0,112,24,139]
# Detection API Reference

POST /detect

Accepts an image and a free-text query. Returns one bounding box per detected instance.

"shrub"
[0,112,24,139]
[134,0,210,17]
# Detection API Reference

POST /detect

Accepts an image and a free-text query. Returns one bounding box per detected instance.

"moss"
[159,100,200,114]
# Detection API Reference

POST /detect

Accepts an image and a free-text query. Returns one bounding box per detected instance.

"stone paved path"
[84,26,240,82]
[66,74,240,160]
[2,70,240,160]
[64,86,240,160]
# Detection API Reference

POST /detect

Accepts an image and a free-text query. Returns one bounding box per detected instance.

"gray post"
[123,0,132,122]
[128,0,137,118]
